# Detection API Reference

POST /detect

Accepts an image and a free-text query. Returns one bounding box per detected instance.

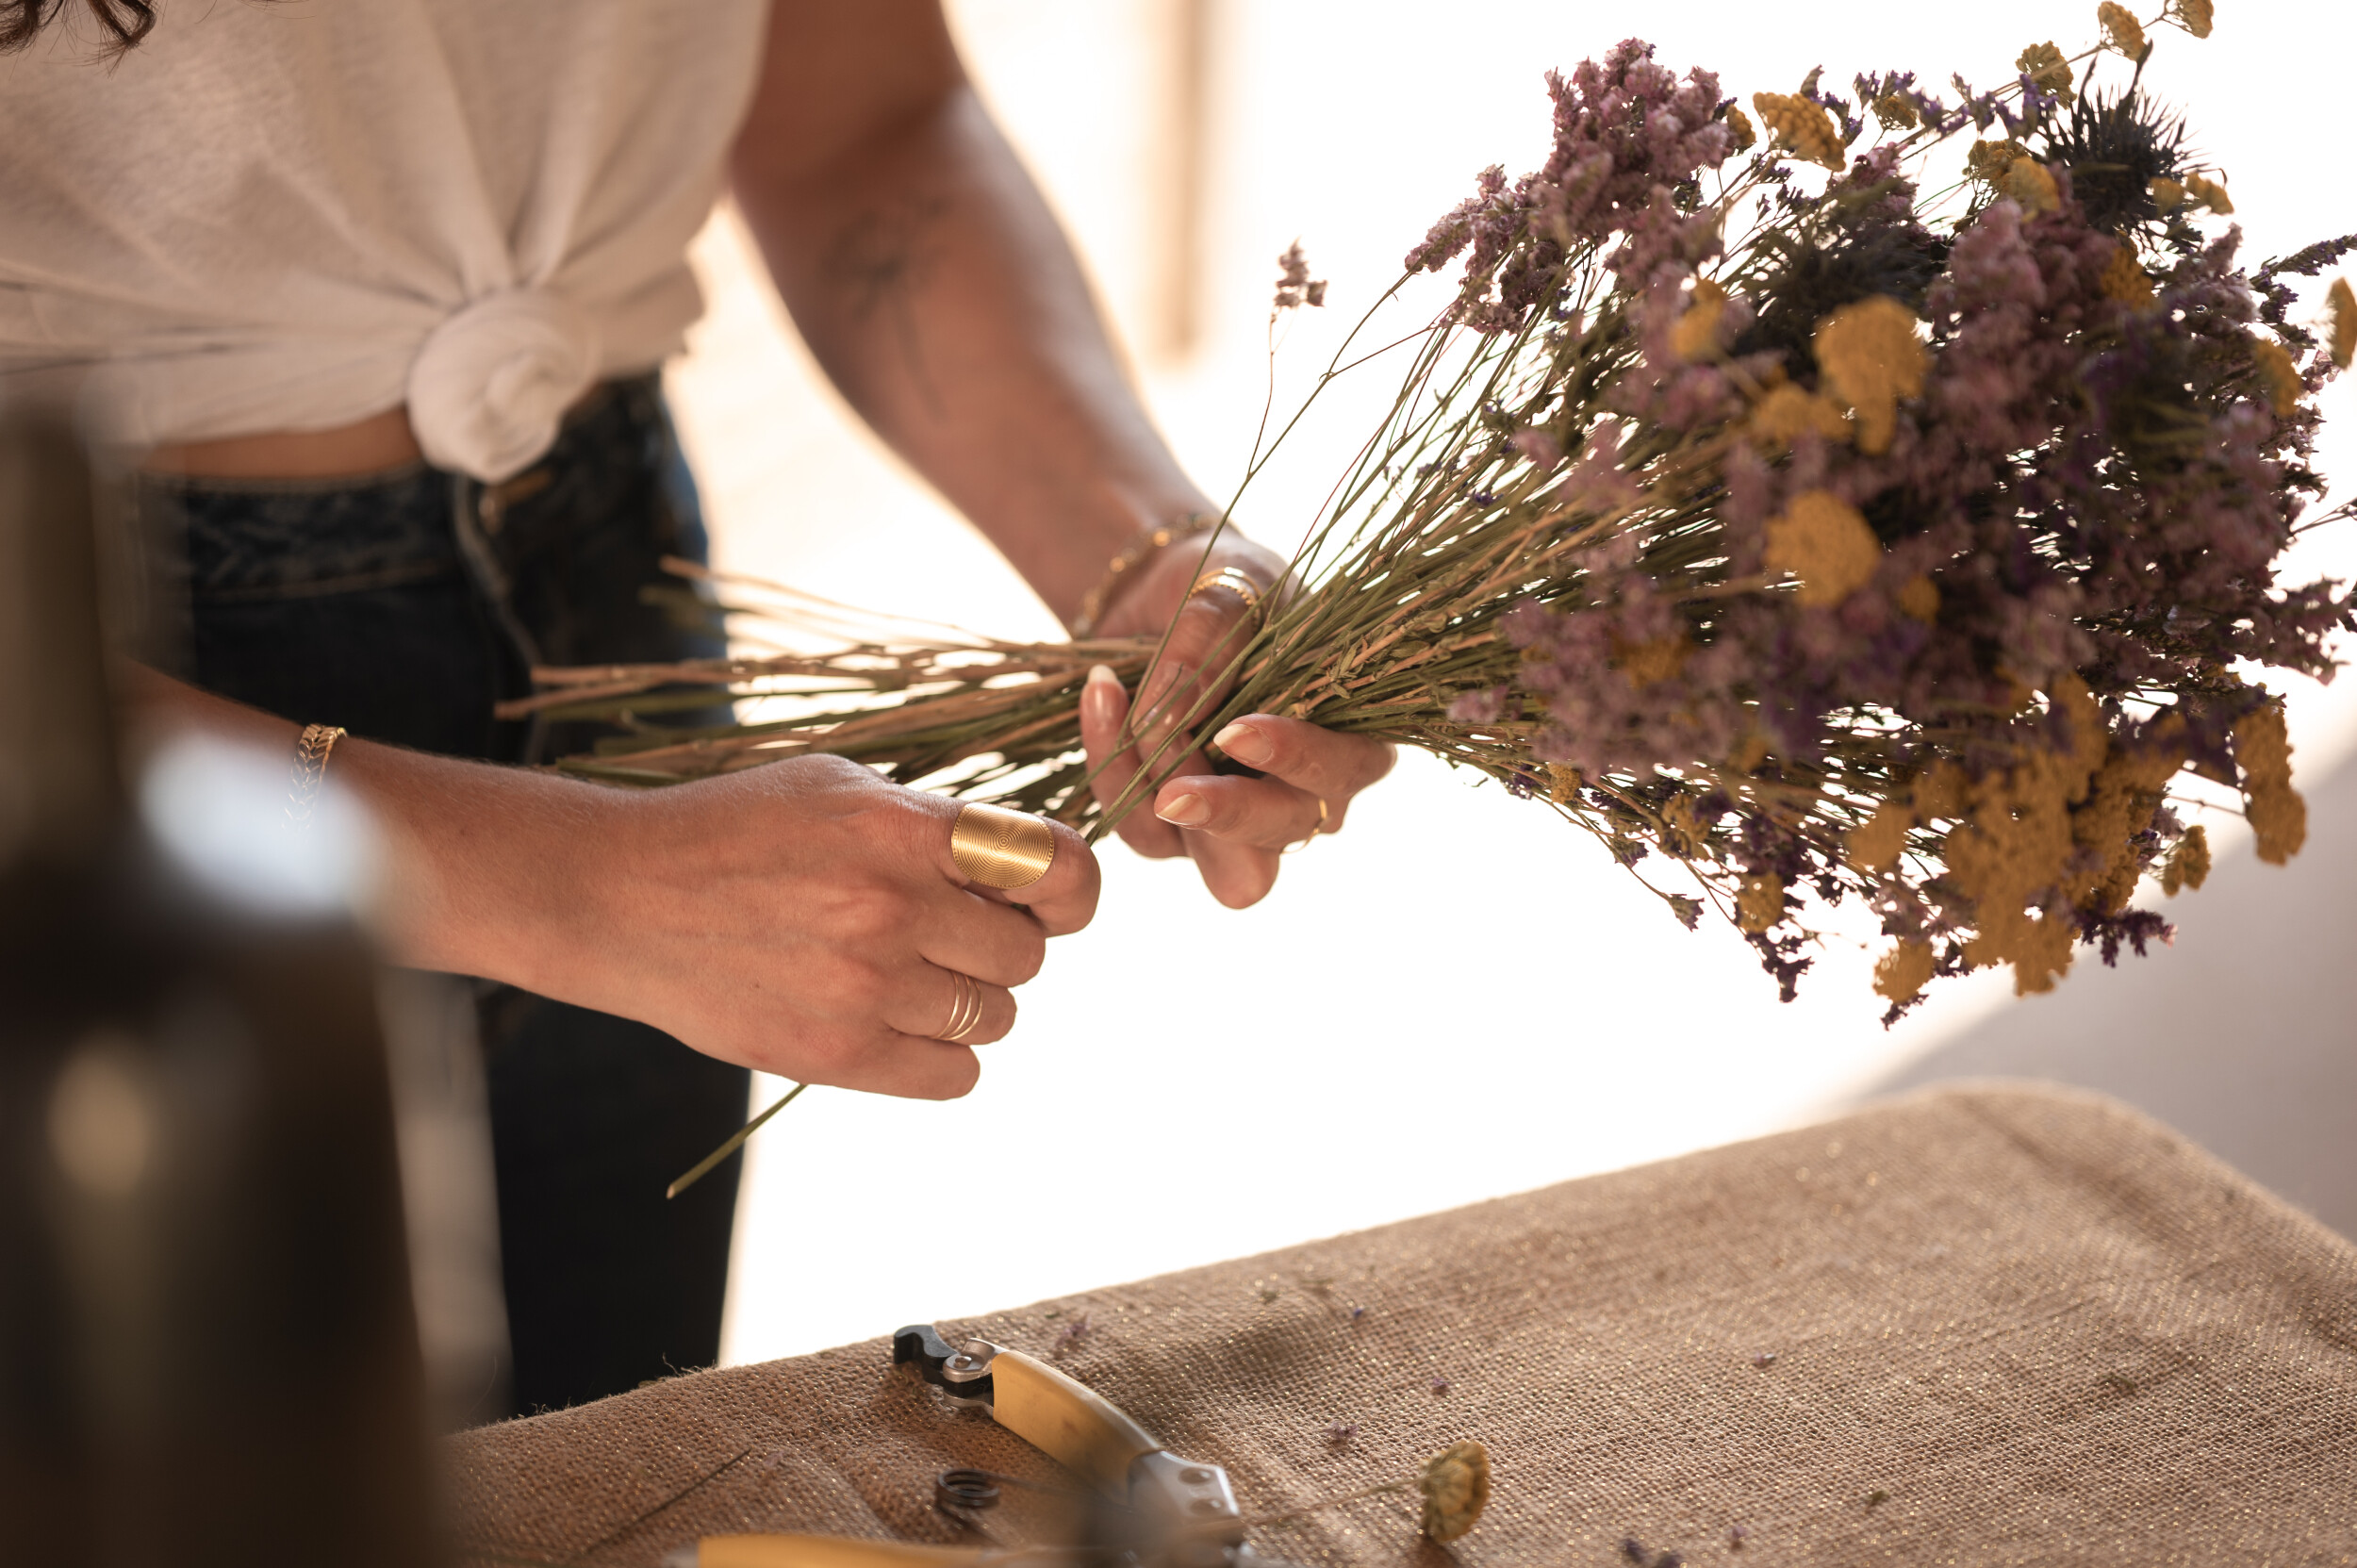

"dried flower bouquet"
[519,6,2354,1017]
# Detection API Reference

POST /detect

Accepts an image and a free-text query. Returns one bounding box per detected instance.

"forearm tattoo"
[824,193,950,418]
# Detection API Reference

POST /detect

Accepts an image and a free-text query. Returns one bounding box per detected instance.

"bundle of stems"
[526,7,2352,1014]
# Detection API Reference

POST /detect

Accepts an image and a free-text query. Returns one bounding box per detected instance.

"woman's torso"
[0,0,769,480]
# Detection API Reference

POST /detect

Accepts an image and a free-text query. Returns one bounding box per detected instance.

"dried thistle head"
[1420,1441,1491,1543]
[1751,91,1845,170]
[2098,1,2148,57]
[2329,278,2356,371]
[2017,41,2076,106]
[2040,88,2188,233]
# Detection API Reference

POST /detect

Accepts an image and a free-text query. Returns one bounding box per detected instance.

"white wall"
[661,0,2357,1365]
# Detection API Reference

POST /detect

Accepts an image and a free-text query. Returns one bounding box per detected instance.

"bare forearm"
[731,16,1211,624]
[115,664,609,988]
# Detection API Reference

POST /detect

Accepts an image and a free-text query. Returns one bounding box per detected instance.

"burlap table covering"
[446,1083,2357,1564]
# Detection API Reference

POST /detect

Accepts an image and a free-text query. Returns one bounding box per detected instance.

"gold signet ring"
[1187,567,1264,617]
[949,801,1058,890]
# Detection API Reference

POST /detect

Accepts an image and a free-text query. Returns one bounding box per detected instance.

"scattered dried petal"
[1419,1442,1491,1543]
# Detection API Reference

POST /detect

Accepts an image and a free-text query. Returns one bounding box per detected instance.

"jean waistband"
[136,375,665,602]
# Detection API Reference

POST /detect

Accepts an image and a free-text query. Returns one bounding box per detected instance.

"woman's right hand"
[122,668,1099,1100]
[503,755,1100,1099]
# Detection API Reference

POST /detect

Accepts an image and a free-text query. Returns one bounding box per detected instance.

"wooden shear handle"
[986,1349,1161,1493]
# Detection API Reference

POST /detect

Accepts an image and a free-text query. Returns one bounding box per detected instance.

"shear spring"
[935,1469,1003,1513]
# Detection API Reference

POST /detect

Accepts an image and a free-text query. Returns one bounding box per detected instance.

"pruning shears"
[664,1325,1304,1568]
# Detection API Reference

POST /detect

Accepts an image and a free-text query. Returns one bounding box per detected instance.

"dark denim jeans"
[134,377,748,1418]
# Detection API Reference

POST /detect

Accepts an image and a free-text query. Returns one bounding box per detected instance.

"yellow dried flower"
[1752,91,1846,171]
[1672,278,1728,362]
[1766,489,1884,607]
[1847,799,1915,874]
[1748,383,1853,450]
[1911,761,1967,821]
[1544,762,1585,804]
[2069,740,2184,913]
[1967,139,2030,184]
[1814,295,1926,455]
[2149,175,2186,212]
[1420,1442,1491,1543]
[1736,871,1786,933]
[2326,277,2354,371]
[2250,338,2301,418]
[2002,158,2061,217]
[2098,1,2148,56]
[1725,104,1756,153]
[2159,823,2210,895]
[1945,678,2111,995]
[1897,574,1941,621]
[2098,243,2157,308]
[1661,793,1707,858]
[2233,705,2307,865]
[1730,733,1772,773]
[1873,93,1920,130]
[2167,0,2214,38]
[2017,41,2077,106]
[2184,172,2233,214]
[1616,633,1692,685]
[1872,940,1937,1004]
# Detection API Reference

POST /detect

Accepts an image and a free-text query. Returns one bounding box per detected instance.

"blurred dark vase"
[0,422,437,1567]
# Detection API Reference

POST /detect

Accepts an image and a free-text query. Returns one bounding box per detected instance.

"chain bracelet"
[286,723,348,832]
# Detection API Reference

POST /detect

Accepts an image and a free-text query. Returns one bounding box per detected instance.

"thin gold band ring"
[937,970,985,1043]
[1282,797,1330,854]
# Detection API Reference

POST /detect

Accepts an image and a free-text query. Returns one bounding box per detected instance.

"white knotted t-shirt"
[0,0,768,481]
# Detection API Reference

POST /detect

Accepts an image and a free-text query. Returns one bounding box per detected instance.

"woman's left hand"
[1078,529,1396,908]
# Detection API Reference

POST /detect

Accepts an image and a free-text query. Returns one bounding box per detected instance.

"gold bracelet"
[1069,512,1219,639]
[286,723,347,831]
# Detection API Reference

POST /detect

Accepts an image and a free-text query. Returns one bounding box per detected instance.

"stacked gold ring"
[937,971,985,1043]
[1282,796,1330,854]
[1187,567,1265,617]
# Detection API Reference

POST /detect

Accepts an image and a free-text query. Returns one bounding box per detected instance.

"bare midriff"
[142,405,425,480]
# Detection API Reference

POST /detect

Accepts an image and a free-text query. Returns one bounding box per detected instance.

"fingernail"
[1155,792,1209,827]
[1084,664,1121,724]
[1211,720,1271,767]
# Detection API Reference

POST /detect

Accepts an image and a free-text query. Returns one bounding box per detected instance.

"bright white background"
[661,0,2357,1366]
